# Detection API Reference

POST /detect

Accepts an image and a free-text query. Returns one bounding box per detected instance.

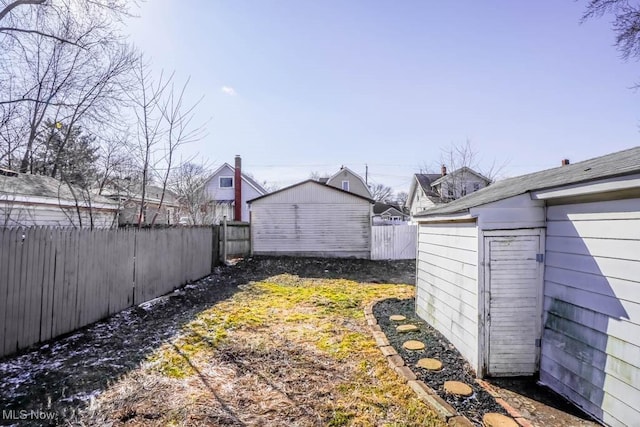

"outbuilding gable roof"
[247,179,375,204]
[415,146,640,217]
[0,172,117,208]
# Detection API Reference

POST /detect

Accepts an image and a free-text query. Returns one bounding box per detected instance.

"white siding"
[250,182,371,258]
[471,193,546,230]
[416,222,479,371]
[541,198,640,427]
[1,202,117,228]
[409,189,437,217]
[204,164,265,222]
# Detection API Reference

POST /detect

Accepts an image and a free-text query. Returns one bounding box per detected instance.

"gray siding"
[541,198,640,427]
[416,222,479,371]
[250,182,371,258]
[326,169,371,198]
[1,202,117,228]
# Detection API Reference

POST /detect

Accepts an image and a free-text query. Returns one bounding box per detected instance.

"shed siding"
[541,198,640,427]
[250,182,371,258]
[416,222,479,371]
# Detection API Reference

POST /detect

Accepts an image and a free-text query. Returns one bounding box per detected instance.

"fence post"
[222,216,227,264]
[211,225,220,270]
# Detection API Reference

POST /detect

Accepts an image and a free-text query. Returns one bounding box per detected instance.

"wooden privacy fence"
[220,221,251,260]
[371,224,417,260]
[0,227,213,358]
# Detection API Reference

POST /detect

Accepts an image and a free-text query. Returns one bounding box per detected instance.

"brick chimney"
[441,165,447,176]
[234,155,242,221]
[561,159,570,166]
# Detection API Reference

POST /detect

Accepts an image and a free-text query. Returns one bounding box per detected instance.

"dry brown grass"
[69,274,445,427]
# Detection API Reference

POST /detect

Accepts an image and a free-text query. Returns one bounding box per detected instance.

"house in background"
[325,166,372,198]
[100,181,180,226]
[412,147,640,427]
[430,165,491,201]
[0,169,118,228]
[201,155,267,223]
[248,179,374,258]
[372,202,409,225]
[407,173,442,217]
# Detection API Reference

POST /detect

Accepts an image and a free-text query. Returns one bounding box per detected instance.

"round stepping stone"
[482,413,519,427]
[396,324,419,333]
[389,315,406,321]
[402,340,425,351]
[443,381,473,397]
[416,358,442,371]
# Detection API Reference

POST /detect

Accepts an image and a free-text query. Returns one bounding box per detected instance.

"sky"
[126,1,640,194]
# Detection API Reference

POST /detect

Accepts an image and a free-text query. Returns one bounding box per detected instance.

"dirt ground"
[0,257,602,426]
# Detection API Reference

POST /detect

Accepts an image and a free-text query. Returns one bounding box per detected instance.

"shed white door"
[484,230,543,376]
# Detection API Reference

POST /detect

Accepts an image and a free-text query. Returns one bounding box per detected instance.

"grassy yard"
[76,273,445,426]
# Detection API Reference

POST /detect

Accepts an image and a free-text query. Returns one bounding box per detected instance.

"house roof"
[416,173,442,193]
[373,202,404,215]
[407,173,442,211]
[429,166,491,187]
[415,146,640,217]
[99,182,180,206]
[205,163,268,195]
[0,172,118,207]
[247,179,375,204]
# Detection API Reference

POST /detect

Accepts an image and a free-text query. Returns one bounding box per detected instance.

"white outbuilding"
[247,180,374,258]
[414,146,640,427]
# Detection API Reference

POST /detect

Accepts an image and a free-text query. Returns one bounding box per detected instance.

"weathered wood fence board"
[220,221,251,259]
[371,225,417,260]
[0,227,214,358]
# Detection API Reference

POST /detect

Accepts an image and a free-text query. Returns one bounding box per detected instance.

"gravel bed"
[373,298,508,426]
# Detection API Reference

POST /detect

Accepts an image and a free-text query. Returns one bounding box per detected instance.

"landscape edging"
[365,298,532,427]
[364,299,472,426]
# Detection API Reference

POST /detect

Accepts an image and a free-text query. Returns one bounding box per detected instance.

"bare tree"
[170,161,213,225]
[130,60,205,227]
[435,140,506,201]
[309,171,330,181]
[369,182,394,202]
[395,191,409,209]
[583,1,640,62]
[0,0,134,48]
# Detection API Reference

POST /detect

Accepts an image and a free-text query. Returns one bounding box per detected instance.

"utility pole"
[365,164,368,186]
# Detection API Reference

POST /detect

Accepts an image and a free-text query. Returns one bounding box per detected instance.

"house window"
[342,180,349,191]
[448,188,454,197]
[473,182,480,191]
[219,176,233,188]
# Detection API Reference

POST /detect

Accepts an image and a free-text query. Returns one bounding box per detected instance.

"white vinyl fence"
[0,227,213,358]
[371,224,417,260]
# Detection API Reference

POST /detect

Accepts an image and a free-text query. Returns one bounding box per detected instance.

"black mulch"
[373,298,509,427]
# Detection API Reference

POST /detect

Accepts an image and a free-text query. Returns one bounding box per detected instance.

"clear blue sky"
[126,1,640,193]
